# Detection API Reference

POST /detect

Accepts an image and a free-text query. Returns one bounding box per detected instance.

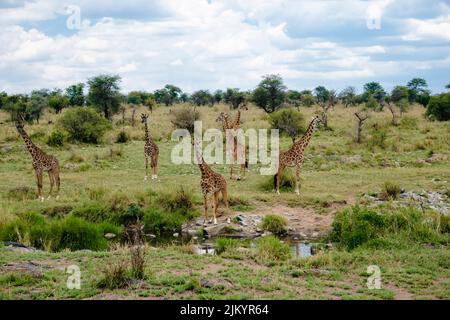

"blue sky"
[0,0,449,94]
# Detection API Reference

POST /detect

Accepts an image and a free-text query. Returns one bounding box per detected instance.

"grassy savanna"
[0,102,449,299]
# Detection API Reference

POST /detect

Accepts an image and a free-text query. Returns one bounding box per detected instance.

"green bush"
[260,170,295,192]
[143,208,186,236]
[426,93,450,121]
[0,214,118,251]
[96,260,131,289]
[59,107,111,143]
[215,238,239,255]
[269,109,305,142]
[46,129,67,147]
[382,182,402,200]
[255,236,290,263]
[70,202,112,223]
[115,130,129,143]
[49,216,109,251]
[260,214,288,236]
[157,187,196,218]
[367,129,387,149]
[327,205,447,250]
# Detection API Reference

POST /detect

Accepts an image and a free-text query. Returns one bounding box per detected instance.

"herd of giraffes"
[14,107,321,225]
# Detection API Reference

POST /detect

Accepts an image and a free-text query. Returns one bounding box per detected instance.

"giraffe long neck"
[194,145,212,176]
[222,116,231,131]
[16,126,38,156]
[234,111,241,127]
[293,119,318,152]
[144,122,151,141]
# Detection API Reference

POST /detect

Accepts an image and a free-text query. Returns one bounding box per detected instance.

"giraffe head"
[238,103,248,111]
[140,113,149,124]
[310,115,321,129]
[15,113,26,130]
[215,112,229,123]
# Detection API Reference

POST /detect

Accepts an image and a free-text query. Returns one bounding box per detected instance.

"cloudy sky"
[1,0,449,94]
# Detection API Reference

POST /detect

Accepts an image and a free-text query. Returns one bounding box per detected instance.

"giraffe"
[275,116,321,195]
[193,140,228,225]
[215,109,248,180]
[230,103,248,128]
[15,119,60,201]
[141,113,159,180]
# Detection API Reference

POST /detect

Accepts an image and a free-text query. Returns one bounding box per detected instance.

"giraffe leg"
[55,167,60,199]
[221,188,229,209]
[36,170,44,202]
[47,171,54,199]
[151,156,158,179]
[295,166,300,195]
[276,166,283,194]
[203,194,208,225]
[212,192,218,225]
[144,157,148,181]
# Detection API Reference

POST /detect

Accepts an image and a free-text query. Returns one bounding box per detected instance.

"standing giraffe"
[193,140,228,225]
[275,116,321,195]
[15,120,60,201]
[141,113,159,180]
[231,104,248,128]
[215,110,247,180]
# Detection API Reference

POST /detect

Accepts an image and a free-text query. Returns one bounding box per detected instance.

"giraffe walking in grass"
[193,140,228,225]
[216,104,248,180]
[141,113,159,180]
[275,116,321,195]
[15,119,60,201]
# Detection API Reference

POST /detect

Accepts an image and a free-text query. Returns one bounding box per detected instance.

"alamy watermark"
[366,265,382,289]
[64,5,90,30]
[170,121,279,175]
[66,265,81,290]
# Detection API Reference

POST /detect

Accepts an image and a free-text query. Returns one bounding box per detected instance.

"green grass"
[0,103,449,299]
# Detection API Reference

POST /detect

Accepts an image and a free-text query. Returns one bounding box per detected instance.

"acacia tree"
[252,74,286,113]
[87,75,122,119]
[407,78,428,103]
[48,92,69,114]
[224,88,246,109]
[339,86,357,107]
[191,90,213,106]
[354,111,369,143]
[65,83,85,107]
[314,86,331,127]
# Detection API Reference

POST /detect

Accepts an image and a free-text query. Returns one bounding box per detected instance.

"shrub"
[269,109,305,142]
[260,170,294,192]
[215,238,239,255]
[96,260,131,289]
[130,246,146,279]
[49,216,108,251]
[116,204,144,226]
[115,130,129,143]
[255,236,290,263]
[46,129,67,147]
[327,205,447,250]
[367,129,387,149]
[260,215,288,236]
[171,107,200,134]
[7,186,35,201]
[143,208,186,236]
[157,187,196,218]
[0,214,116,251]
[426,93,450,121]
[59,107,111,143]
[70,202,112,223]
[382,182,401,200]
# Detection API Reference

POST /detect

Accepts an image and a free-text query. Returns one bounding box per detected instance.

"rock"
[262,231,273,237]
[226,217,231,224]
[173,232,179,238]
[200,278,215,288]
[0,145,12,154]
[341,155,362,164]
[145,234,156,239]
[104,233,116,240]
[63,163,77,170]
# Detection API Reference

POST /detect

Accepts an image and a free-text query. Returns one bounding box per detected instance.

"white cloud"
[402,14,450,41]
[0,0,449,93]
